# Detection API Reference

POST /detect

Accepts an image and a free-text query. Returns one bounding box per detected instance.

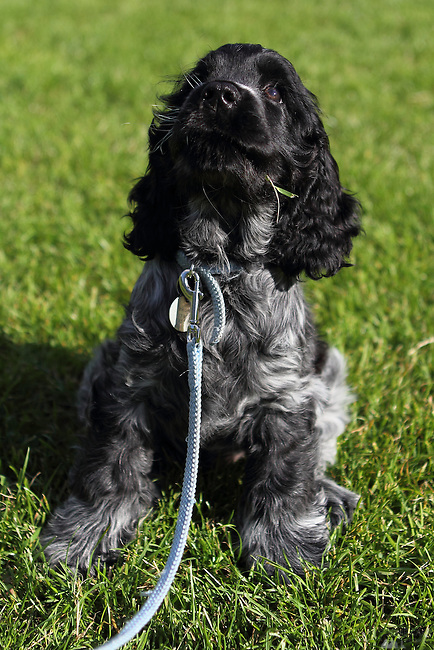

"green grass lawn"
[1,0,433,647]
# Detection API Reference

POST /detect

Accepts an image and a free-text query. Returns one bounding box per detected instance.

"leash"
[94,254,225,650]
[175,251,229,345]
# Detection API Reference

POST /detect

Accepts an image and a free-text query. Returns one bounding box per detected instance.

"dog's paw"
[320,477,360,529]
[238,497,330,580]
[41,532,120,575]
[41,495,137,575]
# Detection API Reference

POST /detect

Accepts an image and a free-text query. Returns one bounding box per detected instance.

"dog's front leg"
[42,435,158,574]
[42,340,160,574]
[237,411,329,579]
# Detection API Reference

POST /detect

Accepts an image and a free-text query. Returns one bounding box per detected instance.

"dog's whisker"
[201,184,227,223]
[155,109,179,121]
[190,73,203,88]
[183,73,196,88]
[183,72,202,89]
[150,126,174,153]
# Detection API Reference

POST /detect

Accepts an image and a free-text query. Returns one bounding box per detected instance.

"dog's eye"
[264,86,282,102]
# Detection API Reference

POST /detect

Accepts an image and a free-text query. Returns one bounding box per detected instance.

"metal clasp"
[178,269,203,343]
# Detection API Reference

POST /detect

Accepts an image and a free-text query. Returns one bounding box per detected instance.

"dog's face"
[167,44,298,183]
[126,44,360,278]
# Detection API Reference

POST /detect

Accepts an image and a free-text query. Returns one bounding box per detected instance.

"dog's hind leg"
[315,346,360,527]
[314,346,353,468]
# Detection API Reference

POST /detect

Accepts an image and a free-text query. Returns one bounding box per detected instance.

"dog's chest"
[196,275,311,431]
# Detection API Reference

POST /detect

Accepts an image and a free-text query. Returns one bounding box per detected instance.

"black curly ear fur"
[266,68,361,279]
[123,123,181,260]
[272,96,361,280]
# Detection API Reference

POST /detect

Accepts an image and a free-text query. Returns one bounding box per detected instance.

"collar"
[175,250,298,290]
[176,250,243,280]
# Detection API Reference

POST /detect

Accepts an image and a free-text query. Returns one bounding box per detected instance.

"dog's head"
[125,43,360,278]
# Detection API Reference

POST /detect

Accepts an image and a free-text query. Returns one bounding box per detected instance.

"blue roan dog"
[43,43,361,580]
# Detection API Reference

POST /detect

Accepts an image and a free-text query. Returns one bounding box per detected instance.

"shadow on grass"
[0,333,88,498]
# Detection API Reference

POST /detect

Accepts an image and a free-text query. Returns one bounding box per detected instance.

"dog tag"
[169,295,191,332]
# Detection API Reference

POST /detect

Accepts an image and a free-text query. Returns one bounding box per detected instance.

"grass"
[0,0,433,647]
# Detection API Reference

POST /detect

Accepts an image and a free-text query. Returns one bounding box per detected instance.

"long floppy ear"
[123,122,180,260]
[272,118,361,280]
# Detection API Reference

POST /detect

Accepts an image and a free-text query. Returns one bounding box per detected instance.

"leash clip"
[178,269,203,343]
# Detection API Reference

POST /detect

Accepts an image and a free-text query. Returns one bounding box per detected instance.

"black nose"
[200,81,241,110]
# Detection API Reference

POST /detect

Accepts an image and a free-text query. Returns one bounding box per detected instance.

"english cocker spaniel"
[43,43,361,579]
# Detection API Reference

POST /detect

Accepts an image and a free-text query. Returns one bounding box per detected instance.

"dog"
[43,43,361,579]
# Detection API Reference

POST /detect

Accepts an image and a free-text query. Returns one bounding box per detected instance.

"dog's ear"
[123,123,180,260]
[272,115,361,280]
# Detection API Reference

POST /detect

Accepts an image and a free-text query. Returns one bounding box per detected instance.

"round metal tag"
[169,296,191,332]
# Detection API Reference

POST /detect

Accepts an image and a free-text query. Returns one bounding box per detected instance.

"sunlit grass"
[1,0,433,647]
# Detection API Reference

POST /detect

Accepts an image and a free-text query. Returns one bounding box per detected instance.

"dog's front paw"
[42,532,120,575]
[41,495,139,574]
[238,499,330,580]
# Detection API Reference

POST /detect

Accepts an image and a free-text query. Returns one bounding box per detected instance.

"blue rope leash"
[95,338,203,650]
[176,251,227,345]
[94,253,225,650]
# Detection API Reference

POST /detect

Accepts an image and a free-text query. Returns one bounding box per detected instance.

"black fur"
[42,44,361,579]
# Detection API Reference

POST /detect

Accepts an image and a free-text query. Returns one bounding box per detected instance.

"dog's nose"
[200,81,241,110]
